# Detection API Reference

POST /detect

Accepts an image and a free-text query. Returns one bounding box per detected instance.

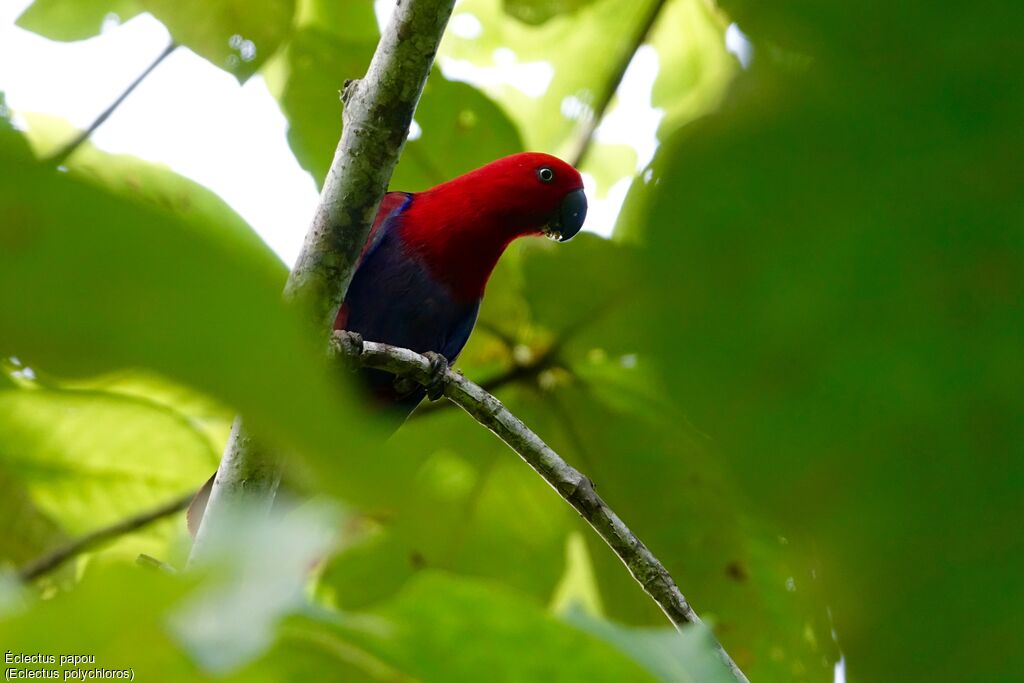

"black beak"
[546,188,587,242]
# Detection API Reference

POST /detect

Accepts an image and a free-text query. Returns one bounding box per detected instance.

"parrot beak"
[544,189,587,242]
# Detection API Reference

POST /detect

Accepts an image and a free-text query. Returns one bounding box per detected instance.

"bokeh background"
[0,0,1019,682]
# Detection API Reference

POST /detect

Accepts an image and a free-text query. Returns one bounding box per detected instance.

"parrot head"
[472,152,588,243]
[496,152,586,242]
[400,152,588,300]
[416,152,587,242]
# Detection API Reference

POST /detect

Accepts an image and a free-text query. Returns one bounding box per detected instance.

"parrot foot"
[422,351,449,401]
[333,330,364,359]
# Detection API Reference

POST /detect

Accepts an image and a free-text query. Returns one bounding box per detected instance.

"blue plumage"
[340,193,480,414]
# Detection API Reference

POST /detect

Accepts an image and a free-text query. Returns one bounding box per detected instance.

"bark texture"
[189,0,457,566]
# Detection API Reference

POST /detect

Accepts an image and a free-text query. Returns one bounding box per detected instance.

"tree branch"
[188,0,457,565]
[570,0,670,167]
[18,491,193,582]
[47,40,177,167]
[410,346,556,418]
[330,332,750,683]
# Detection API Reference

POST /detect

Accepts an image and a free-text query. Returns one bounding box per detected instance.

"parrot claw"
[422,351,449,401]
[333,330,364,359]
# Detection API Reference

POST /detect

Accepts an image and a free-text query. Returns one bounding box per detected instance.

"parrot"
[335,151,587,413]
[188,152,587,534]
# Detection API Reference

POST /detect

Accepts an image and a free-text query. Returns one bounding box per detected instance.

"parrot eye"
[537,167,555,183]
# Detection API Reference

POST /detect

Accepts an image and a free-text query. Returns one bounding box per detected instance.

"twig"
[570,0,670,167]
[330,332,750,683]
[188,0,458,566]
[46,40,177,167]
[18,491,193,581]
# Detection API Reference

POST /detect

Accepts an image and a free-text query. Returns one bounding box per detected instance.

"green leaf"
[317,572,662,681]
[647,0,737,138]
[21,113,278,272]
[392,74,524,192]
[262,25,377,185]
[318,405,576,610]
[0,567,204,682]
[0,93,32,160]
[564,605,738,683]
[630,1,1023,679]
[442,0,645,157]
[0,150,372,499]
[0,468,67,570]
[502,0,599,25]
[16,0,141,42]
[440,0,734,195]
[0,387,214,535]
[171,503,338,672]
[266,24,523,190]
[139,0,296,82]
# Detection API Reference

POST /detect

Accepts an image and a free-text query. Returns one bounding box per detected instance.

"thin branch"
[18,491,193,582]
[47,40,177,167]
[330,332,750,683]
[570,0,670,167]
[188,0,458,566]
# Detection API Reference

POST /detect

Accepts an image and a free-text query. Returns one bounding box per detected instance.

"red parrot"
[337,152,587,413]
[188,152,586,533]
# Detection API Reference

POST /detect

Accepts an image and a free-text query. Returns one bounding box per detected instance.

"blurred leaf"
[0,93,32,160]
[647,0,736,137]
[0,567,204,682]
[262,24,377,185]
[0,388,213,536]
[266,22,522,190]
[440,0,734,196]
[630,2,1022,679]
[0,150,373,498]
[392,75,524,192]
[139,0,296,82]
[564,605,737,683]
[172,502,338,672]
[16,0,141,41]
[22,113,278,270]
[0,468,67,569]
[502,0,598,25]
[320,571,662,681]
[442,0,646,157]
[549,532,604,616]
[56,369,235,458]
[294,0,377,41]
[517,382,835,681]
[0,384,204,574]
[319,405,576,610]
[0,562,329,682]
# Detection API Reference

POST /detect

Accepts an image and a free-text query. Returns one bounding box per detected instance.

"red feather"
[399,153,584,301]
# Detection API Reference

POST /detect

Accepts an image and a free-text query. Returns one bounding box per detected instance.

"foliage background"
[1,0,1019,681]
